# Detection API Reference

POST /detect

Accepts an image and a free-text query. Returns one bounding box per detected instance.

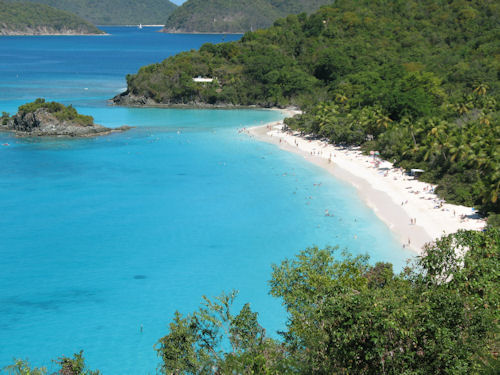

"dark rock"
[112,91,251,109]
[112,91,158,107]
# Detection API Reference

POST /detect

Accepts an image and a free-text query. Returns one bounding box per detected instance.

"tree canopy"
[155,228,499,374]
[3,351,99,375]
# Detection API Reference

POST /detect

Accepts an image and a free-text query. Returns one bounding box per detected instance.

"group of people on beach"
[254,121,486,248]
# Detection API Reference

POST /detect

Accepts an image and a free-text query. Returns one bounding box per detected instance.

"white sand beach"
[248,111,486,254]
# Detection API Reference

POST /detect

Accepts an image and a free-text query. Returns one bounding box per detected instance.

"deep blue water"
[0,27,414,374]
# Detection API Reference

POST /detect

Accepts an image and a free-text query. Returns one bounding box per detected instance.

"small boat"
[138,24,143,29]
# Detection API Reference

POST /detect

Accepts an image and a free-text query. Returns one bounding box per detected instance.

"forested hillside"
[162,0,332,33]
[116,0,500,224]
[6,0,177,25]
[0,1,103,34]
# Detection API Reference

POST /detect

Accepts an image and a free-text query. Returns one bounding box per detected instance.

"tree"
[3,360,47,375]
[54,351,100,375]
[268,230,499,374]
[155,291,284,375]
[3,352,99,375]
[156,229,498,374]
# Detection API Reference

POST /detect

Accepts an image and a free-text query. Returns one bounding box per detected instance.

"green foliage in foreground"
[124,0,499,221]
[3,351,99,375]
[4,229,499,374]
[6,0,177,26]
[16,98,94,126]
[163,0,333,33]
[156,228,499,374]
[0,1,103,34]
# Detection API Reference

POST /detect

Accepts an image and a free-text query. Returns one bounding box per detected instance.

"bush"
[18,98,94,126]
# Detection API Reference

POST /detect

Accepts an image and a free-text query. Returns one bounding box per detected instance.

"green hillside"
[0,1,103,34]
[116,0,500,224]
[162,0,333,33]
[6,0,177,25]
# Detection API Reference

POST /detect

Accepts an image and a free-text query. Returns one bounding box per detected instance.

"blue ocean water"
[0,27,414,374]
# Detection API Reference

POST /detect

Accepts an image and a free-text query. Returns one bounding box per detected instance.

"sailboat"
[138,24,143,29]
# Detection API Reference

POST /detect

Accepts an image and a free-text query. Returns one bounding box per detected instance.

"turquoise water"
[0,27,414,374]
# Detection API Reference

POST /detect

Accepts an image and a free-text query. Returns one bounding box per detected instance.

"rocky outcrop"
[112,91,246,109]
[112,91,161,107]
[1,108,131,137]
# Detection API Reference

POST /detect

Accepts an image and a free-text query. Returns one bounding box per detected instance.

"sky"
[171,0,186,5]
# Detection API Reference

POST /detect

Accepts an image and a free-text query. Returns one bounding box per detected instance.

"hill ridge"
[162,0,333,33]
[6,0,177,25]
[0,1,104,35]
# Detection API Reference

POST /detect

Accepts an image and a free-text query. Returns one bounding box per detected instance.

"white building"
[193,76,214,83]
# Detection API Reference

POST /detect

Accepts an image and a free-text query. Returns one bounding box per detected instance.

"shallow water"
[0,27,414,374]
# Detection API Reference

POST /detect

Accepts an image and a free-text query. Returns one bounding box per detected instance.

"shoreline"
[159,29,244,35]
[0,31,107,36]
[248,113,486,254]
[109,98,292,111]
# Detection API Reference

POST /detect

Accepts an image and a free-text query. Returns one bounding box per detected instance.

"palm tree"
[478,112,491,126]
[473,83,488,96]
[424,119,449,162]
[447,131,473,163]
[335,92,348,104]
[456,102,473,115]
[313,101,338,135]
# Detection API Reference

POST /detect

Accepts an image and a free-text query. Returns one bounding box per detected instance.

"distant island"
[0,1,104,35]
[1,99,130,137]
[0,1,103,35]
[162,0,333,33]
[6,0,177,26]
